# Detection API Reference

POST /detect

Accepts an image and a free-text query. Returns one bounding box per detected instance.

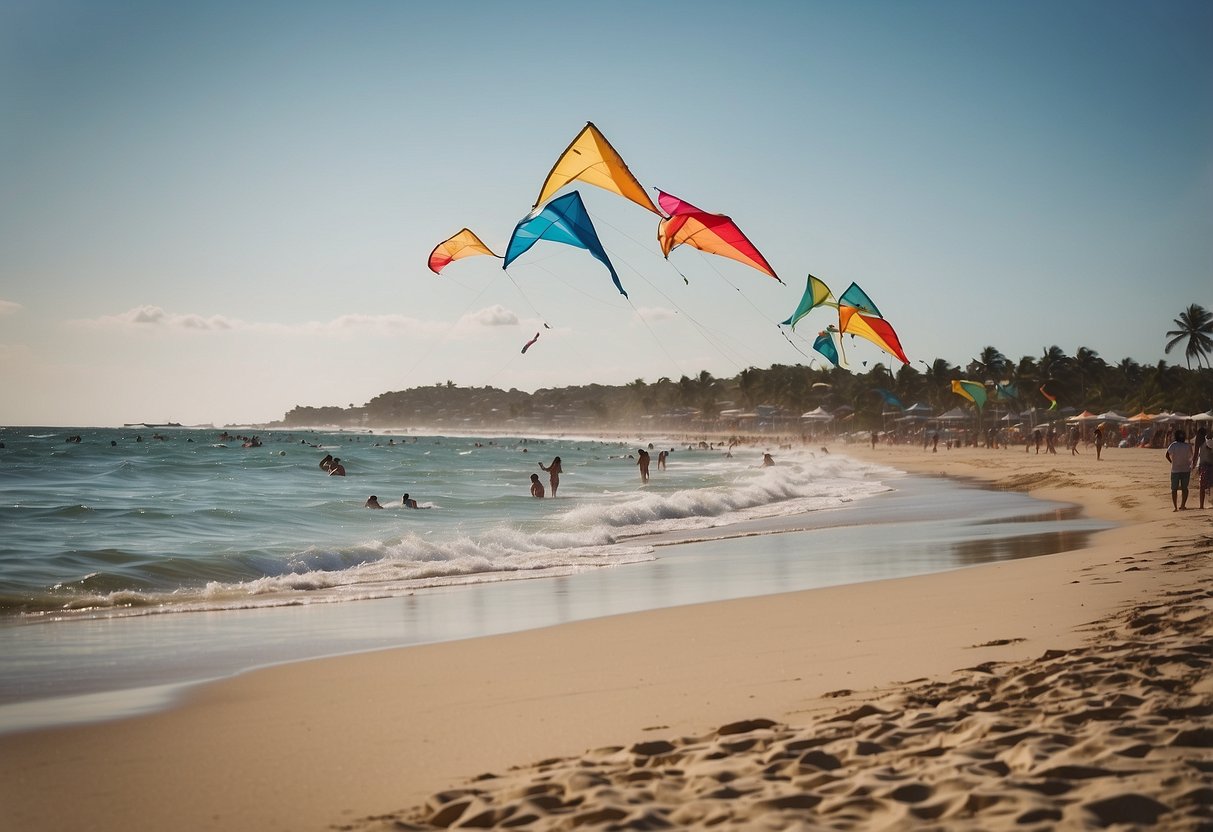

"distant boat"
[123,422,183,428]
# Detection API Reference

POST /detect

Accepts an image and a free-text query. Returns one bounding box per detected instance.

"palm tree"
[1165,304,1213,369]
[974,346,1009,380]
[1072,347,1105,403]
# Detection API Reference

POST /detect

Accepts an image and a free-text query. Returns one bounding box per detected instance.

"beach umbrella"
[1190,410,1213,423]
[1067,410,1101,424]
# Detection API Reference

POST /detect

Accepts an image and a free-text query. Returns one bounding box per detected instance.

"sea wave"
[0,436,891,620]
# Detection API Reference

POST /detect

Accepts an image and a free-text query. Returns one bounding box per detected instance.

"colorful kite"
[837,282,882,318]
[534,122,660,215]
[994,383,1019,402]
[428,228,499,274]
[782,275,836,330]
[812,330,840,367]
[952,380,988,410]
[838,305,909,364]
[521,332,540,354]
[1039,384,1058,410]
[875,388,905,410]
[655,190,781,283]
[503,191,627,298]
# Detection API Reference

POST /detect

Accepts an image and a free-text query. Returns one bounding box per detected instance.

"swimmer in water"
[364,495,383,509]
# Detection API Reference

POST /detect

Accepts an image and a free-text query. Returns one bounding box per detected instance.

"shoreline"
[0,467,1104,732]
[0,445,1208,830]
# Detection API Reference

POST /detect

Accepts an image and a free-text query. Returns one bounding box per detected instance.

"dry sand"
[0,444,1209,831]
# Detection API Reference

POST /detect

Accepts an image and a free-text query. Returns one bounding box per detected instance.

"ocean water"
[0,426,896,616]
[0,426,1110,733]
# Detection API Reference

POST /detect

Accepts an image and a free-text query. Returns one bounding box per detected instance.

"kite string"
[396,271,503,387]
[778,326,812,359]
[503,268,551,328]
[587,210,753,373]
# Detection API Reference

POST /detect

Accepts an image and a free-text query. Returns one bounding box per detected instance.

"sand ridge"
[340,535,1213,831]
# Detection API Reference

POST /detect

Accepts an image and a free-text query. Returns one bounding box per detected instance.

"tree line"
[275,305,1212,431]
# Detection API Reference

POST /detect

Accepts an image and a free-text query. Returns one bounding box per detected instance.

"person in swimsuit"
[538,456,563,496]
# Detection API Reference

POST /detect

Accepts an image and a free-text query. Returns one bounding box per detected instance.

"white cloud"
[71,305,502,339]
[0,299,22,316]
[85,305,242,331]
[459,305,519,327]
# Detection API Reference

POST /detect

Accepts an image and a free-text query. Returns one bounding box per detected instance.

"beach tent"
[936,407,970,422]
[1128,411,1154,422]
[903,402,933,415]
[1095,411,1128,422]
[1190,410,1213,423]
[800,406,834,422]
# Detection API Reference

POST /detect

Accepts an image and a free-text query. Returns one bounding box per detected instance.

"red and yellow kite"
[655,190,781,283]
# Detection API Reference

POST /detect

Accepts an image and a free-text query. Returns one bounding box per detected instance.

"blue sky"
[1,0,1209,426]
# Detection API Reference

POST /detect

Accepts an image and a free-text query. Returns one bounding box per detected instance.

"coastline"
[0,444,1208,831]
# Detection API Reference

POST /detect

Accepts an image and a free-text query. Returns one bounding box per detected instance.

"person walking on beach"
[1165,429,1193,511]
[1094,427,1105,461]
[1194,428,1212,510]
[538,456,562,496]
[529,473,545,498]
[1069,426,1081,456]
[637,449,651,483]
[1033,429,1042,454]
[1045,428,1057,455]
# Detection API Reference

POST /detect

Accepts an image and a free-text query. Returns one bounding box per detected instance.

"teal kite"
[837,282,882,318]
[813,330,840,367]
[503,191,626,298]
[952,380,988,410]
[782,275,836,330]
[875,388,904,410]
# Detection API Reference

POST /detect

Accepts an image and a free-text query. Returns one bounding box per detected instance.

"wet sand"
[0,443,1208,830]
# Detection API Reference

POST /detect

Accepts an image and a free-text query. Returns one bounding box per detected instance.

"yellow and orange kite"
[427,228,499,274]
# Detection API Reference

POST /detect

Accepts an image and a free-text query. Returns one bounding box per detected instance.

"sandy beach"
[1,443,1209,831]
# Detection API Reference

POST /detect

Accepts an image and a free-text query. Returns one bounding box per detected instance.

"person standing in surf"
[538,456,562,496]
